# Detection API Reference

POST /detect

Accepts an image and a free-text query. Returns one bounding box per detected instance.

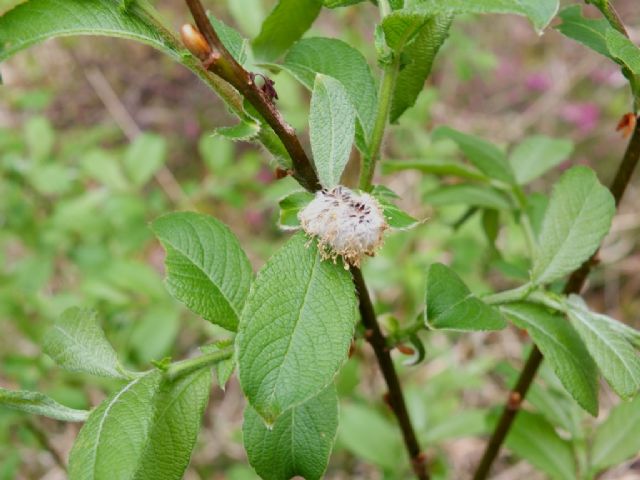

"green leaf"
[566,295,640,399]
[531,167,615,285]
[214,121,261,142]
[425,263,506,331]
[69,368,212,480]
[43,307,127,379]
[252,0,323,61]
[370,186,419,230]
[0,387,89,422]
[243,385,338,480]
[209,14,249,66]
[414,0,559,33]
[338,402,404,471]
[152,212,253,332]
[123,133,167,187]
[555,6,614,59]
[81,149,130,191]
[606,28,640,74]
[425,184,512,210]
[237,232,357,422]
[0,0,183,64]
[310,74,356,188]
[501,303,598,415]
[280,37,378,141]
[201,341,236,390]
[432,126,514,183]
[278,191,314,230]
[323,0,365,7]
[387,14,452,122]
[422,409,490,444]
[227,0,265,37]
[509,136,573,185]
[506,411,576,480]
[381,158,488,181]
[591,395,640,472]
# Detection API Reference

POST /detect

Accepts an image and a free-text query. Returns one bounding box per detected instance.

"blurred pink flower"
[561,102,600,134]
[525,73,551,92]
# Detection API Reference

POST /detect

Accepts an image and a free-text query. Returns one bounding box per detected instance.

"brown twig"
[183,1,426,477]
[473,120,640,480]
[352,267,429,479]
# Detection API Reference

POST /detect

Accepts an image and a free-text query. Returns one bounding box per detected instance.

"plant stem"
[352,267,429,480]
[165,346,234,381]
[473,119,640,480]
[481,283,534,305]
[183,2,427,477]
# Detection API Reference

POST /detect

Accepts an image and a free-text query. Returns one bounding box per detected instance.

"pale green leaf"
[152,212,253,332]
[237,232,357,422]
[432,126,514,183]
[69,369,212,480]
[425,184,512,210]
[0,387,89,422]
[124,133,167,187]
[252,0,323,61]
[227,0,264,37]
[243,385,338,480]
[606,28,640,74]
[278,191,314,230]
[370,186,419,230]
[381,158,488,181]
[80,149,130,191]
[388,14,452,122]
[501,303,598,415]
[425,263,506,330]
[280,37,378,141]
[209,14,249,66]
[43,307,126,379]
[531,167,615,285]
[506,411,576,480]
[310,74,356,188]
[509,136,573,184]
[591,396,640,472]
[214,121,261,142]
[567,296,640,399]
[413,0,559,33]
[555,6,613,59]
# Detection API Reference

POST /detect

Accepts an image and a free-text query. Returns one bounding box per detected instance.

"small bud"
[180,24,212,61]
[396,343,416,356]
[616,113,637,139]
[275,167,292,180]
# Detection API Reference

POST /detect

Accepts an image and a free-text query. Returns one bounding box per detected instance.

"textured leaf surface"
[209,14,250,66]
[531,167,615,285]
[252,0,322,61]
[152,213,252,331]
[509,135,573,184]
[43,307,125,379]
[506,411,576,480]
[425,263,506,331]
[370,187,419,230]
[414,0,559,32]
[281,38,377,140]
[425,184,512,210]
[567,296,640,399]
[432,126,514,183]
[502,303,598,415]
[555,6,613,59]
[278,191,314,229]
[591,395,640,472]
[0,0,182,63]
[237,233,357,422]
[310,75,356,188]
[388,13,452,122]
[69,369,212,480]
[0,388,88,422]
[243,385,338,480]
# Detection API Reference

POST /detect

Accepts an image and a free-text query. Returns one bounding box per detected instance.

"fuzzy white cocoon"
[298,186,388,268]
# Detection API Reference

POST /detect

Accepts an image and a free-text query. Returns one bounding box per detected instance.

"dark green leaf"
[152,212,253,332]
[432,126,514,183]
[243,385,338,480]
[501,303,598,415]
[237,233,357,422]
[252,0,323,61]
[425,263,506,330]
[0,388,89,422]
[310,74,356,188]
[43,307,127,379]
[323,0,365,7]
[506,411,576,480]
[566,295,640,399]
[531,167,615,285]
